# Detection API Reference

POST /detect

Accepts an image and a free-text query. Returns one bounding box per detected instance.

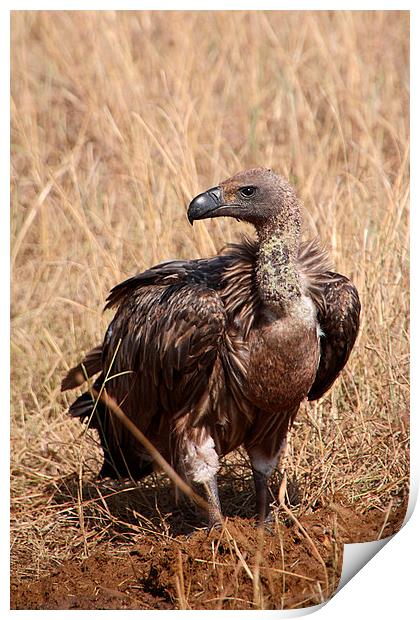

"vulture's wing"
[60,257,226,395]
[99,261,246,432]
[308,273,360,401]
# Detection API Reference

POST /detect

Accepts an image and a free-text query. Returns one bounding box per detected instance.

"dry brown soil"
[11,497,406,610]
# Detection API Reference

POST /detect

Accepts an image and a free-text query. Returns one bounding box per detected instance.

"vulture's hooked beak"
[187,187,223,225]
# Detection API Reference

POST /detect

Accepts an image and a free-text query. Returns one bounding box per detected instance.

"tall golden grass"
[11,10,409,608]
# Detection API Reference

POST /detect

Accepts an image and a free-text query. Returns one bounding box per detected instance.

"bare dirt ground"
[11,10,409,611]
[10,506,407,610]
[11,477,407,611]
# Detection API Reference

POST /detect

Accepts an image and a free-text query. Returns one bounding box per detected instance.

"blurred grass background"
[11,9,409,598]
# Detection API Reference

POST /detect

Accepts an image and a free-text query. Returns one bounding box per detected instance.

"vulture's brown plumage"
[62,168,360,525]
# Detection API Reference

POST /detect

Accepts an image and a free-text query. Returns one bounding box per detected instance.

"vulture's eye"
[239,186,256,198]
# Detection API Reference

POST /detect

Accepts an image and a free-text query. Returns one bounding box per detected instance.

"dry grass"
[11,10,409,609]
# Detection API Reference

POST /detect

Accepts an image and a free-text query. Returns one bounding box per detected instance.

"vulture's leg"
[246,411,297,524]
[251,467,271,522]
[248,456,280,523]
[203,475,222,528]
[246,434,288,524]
[181,431,222,527]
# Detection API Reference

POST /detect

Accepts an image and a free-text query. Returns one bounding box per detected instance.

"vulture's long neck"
[255,212,302,308]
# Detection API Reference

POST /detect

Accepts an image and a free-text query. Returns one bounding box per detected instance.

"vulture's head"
[187,167,300,231]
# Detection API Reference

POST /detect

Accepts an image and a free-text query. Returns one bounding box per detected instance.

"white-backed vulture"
[62,167,360,525]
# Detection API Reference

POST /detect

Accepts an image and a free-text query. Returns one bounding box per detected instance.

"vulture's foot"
[205,520,224,536]
[258,508,278,534]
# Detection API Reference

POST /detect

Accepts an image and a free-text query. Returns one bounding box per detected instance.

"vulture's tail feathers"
[67,380,154,481]
[67,375,106,427]
[61,345,102,391]
[68,391,99,420]
[66,386,128,479]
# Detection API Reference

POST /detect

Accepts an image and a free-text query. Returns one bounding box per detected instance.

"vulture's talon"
[262,520,275,535]
[205,520,224,536]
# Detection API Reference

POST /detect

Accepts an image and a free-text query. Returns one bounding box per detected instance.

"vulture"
[62,167,360,526]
